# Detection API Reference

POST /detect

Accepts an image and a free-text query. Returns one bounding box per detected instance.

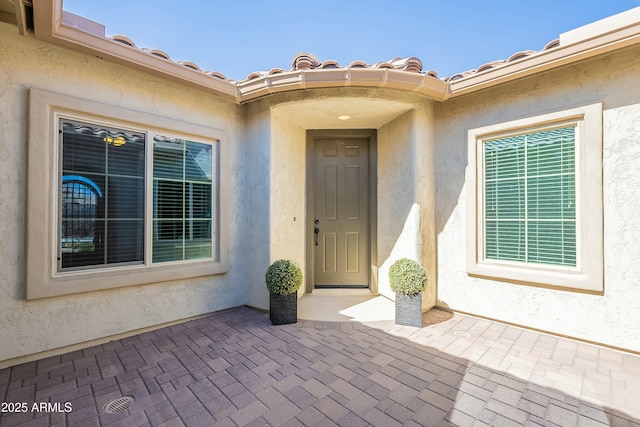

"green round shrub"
[389,258,427,296]
[265,259,303,295]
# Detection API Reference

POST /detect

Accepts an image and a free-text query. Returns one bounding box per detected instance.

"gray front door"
[313,137,369,287]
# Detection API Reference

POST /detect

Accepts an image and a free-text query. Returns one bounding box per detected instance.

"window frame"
[27,88,228,299]
[466,103,603,292]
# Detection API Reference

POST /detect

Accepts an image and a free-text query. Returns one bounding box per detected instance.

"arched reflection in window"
[61,176,102,266]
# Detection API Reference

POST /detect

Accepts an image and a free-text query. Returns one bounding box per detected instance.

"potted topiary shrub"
[265,259,303,325]
[389,257,427,327]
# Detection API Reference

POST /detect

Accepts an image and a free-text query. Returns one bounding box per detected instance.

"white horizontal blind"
[152,136,213,263]
[60,120,145,270]
[484,126,576,267]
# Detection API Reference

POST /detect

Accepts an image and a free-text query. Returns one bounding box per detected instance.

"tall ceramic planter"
[270,292,298,325]
[395,293,423,327]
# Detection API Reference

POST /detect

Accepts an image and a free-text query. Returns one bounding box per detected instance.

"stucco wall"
[241,101,272,309]
[434,46,640,351]
[0,23,245,365]
[242,99,308,310]
[270,111,307,297]
[378,105,437,309]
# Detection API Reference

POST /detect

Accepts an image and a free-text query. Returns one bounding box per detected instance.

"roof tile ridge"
[292,52,321,70]
[390,56,423,73]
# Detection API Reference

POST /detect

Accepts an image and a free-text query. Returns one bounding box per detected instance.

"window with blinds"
[483,126,577,267]
[59,119,215,271]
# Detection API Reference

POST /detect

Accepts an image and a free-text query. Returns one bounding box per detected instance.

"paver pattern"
[1,307,639,426]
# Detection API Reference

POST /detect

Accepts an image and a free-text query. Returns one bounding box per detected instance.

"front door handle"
[314,227,319,246]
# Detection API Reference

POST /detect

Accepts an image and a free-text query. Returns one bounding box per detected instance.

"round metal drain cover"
[104,396,134,414]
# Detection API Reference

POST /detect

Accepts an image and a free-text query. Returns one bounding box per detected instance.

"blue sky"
[63,1,640,81]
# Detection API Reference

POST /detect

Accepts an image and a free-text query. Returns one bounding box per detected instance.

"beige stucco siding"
[270,110,307,297]
[0,22,245,364]
[242,98,308,310]
[378,106,437,309]
[434,46,640,352]
[240,101,272,309]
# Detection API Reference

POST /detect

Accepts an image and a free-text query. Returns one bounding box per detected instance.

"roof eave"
[236,69,449,103]
[448,20,640,98]
[32,0,240,103]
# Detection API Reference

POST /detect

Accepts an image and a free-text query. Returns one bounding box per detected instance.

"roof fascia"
[33,0,240,102]
[448,18,640,98]
[236,68,449,103]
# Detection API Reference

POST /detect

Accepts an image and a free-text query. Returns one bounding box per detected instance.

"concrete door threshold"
[298,288,394,322]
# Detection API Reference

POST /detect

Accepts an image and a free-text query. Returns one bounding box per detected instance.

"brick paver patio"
[1,307,639,426]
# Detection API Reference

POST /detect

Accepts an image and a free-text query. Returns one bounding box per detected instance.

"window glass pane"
[107,177,145,218]
[154,180,184,220]
[526,128,575,176]
[485,135,525,179]
[483,126,576,267]
[185,141,212,182]
[60,120,145,270]
[485,178,524,220]
[527,221,576,266]
[157,220,184,241]
[485,220,526,262]
[152,136,213,263]
[190,183,212,218]
[106,220,144,263]
[61,122,106,174]
[108,135,145,175]
[527,175,575,220]
[185,220,212,260]
[153,138,184,179]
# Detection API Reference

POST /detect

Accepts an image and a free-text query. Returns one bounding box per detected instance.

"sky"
[62,1,640,81]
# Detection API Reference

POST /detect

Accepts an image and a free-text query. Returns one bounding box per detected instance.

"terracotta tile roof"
[444,39,560,82]
[289,52,424,74]
[107,34,561,85]
[242,52,429,81]
[109,34,232,81]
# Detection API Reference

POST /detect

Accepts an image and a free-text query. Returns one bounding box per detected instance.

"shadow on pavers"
[0,307,636,426]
